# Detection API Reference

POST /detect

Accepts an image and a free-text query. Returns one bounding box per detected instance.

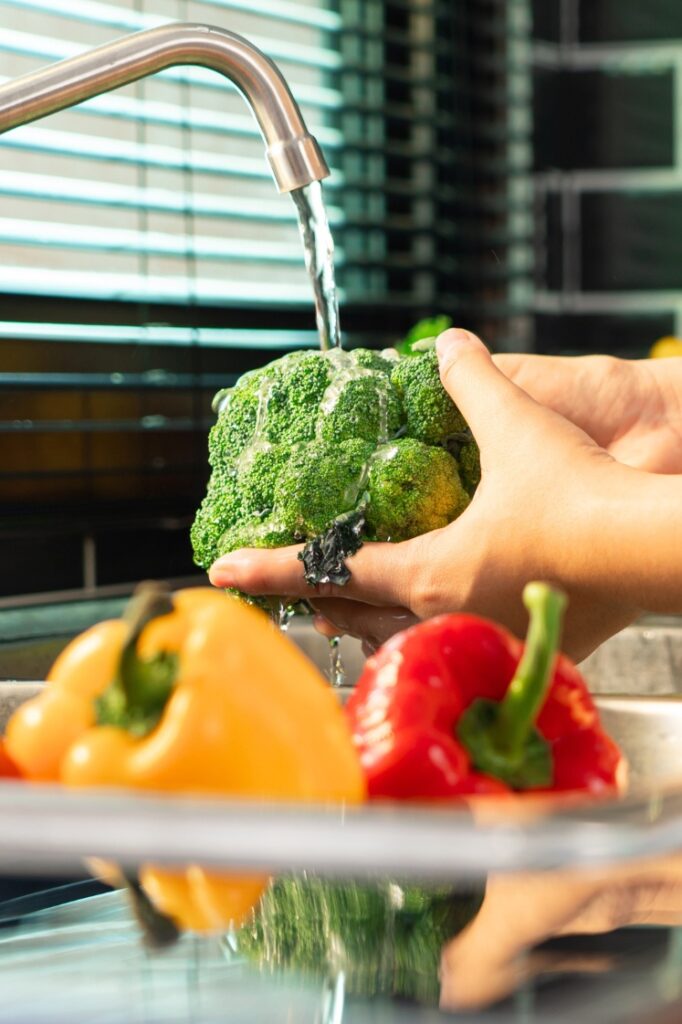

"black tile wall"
[532,0,561,42]
[535,314,675,357]
[95,525,196,586]
[581,193,682,291]
[542,192,563,291]
[0,534,83,598]
[532,2,682,355]
[579,1,682,43]
[534,71,674,171]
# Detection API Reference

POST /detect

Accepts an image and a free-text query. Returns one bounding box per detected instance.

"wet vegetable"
[346,583,624,799]
[5,584,365,934]
[192,343,475,593]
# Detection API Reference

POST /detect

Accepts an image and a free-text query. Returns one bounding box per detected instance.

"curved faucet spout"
[0,22,330,193]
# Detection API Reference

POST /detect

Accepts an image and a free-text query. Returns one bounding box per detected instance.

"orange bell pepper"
[6,585,365,934]
[0,738,21,779]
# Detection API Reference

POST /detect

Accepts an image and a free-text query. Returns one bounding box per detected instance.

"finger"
[209,539,418,607]
[437,329,552,450]
[493,352,589,422]
[312,613,340,639]
[310,598,418,646]
[492,352,533,384]
[313,616,380,657]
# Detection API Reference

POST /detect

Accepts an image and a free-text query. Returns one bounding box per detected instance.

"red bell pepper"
[345,583,623,798]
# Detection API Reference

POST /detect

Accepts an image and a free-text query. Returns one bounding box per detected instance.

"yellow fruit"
[650,336,682,359]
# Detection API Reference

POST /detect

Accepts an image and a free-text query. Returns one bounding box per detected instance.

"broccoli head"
[457,439,481,496]
[366,439,469,542]
[275,438,375,536]
[391,349,467,445]
[191,344,479,576]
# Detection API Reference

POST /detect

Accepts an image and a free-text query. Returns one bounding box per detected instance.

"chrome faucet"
[0,22,330,193]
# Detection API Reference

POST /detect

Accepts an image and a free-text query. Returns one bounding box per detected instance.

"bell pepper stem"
[122,581,174,655]
[119,582,175,704]
[96,582,178,735]
[494,582,567,759]
[123,873,180,949]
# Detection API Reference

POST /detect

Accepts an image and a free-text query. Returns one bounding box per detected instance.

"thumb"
[436,329,545,449]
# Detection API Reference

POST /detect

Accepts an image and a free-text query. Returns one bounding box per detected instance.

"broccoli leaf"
[396,315,452,357]
[298,508,366,586]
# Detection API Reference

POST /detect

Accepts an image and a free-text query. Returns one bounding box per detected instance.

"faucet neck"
[0,22,329,193]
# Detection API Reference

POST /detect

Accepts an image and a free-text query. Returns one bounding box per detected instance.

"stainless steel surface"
[0,23,329,192]
[3,687,680,794]
[0,682,41,731]
[596,695,682,791]
[2,598,680,693]
[289,615,682,695]
[581,616,682,695]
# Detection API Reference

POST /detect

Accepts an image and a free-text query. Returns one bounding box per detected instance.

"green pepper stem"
[119,581,174,703]
[124,874,180,949]
[494,582,567,759]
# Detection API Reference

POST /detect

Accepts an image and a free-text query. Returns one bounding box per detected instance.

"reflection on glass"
[439,855,682,1011]
[5,856,682,1019]
[235,876,482,1007]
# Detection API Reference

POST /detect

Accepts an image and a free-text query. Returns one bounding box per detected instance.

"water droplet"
[276,600,294,633]
[328,635,346,687]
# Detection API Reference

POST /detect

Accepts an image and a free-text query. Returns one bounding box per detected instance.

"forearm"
[567,463,682,615]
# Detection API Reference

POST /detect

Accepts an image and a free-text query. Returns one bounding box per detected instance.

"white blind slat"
[0,0,342,308]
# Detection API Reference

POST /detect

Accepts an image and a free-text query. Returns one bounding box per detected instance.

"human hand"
[308,350,682,652]
[210,328,642,661]
[440,856,682,1010]
[495,351,682,474]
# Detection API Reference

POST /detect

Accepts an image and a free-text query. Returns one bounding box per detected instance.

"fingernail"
[436,328,473,361]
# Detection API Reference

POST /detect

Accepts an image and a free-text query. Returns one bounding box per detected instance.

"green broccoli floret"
[216,518,297,557]
[366,439,469,542]
[391,349,467,445]
[208,352,331,464]
[350,347,399,374]
[317,371,401,444]
[457,439,481,495]
[237,442,289,521]
[254,351,331,446]
[192,338,479,576]
[274,438,374,536]
[190,469,241,570]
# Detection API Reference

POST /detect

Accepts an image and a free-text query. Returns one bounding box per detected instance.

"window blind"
[0,0,343,305]
[0,0,347,598]
[372,0,534,348]
[0,0,535,600]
